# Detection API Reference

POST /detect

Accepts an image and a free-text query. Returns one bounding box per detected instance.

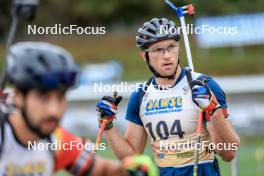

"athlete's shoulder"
[192,71,225,95]
[125,79,153,126]
[126,88,144,126]
[52,127,94,175]
[190,71,205,80]
[52,127,83,170]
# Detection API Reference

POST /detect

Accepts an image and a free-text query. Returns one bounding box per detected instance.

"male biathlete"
[0,41,157,176]
[96,18,240,176]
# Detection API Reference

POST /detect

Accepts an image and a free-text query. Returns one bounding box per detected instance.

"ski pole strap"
[185,67,193,86]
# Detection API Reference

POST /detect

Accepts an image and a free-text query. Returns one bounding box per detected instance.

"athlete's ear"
[139,51,147,62]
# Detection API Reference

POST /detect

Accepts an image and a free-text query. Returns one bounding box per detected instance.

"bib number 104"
[145,120,185,141]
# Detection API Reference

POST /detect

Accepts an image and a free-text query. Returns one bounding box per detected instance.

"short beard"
[21,107,58,139]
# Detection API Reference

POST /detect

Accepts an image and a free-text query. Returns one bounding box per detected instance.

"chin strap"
[21,101,49,139]
[145,52,180,80]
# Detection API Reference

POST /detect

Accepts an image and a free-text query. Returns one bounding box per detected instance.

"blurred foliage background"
[1,0,264,34]
[1,0,264,80]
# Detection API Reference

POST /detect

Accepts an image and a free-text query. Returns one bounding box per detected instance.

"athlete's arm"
[207,110,240,161]
[193,76,240,161]
[54,127,96,175]
[105,123,148,160]
[53,127,152,175]
[96,90,148,160]
[205,78,240,161]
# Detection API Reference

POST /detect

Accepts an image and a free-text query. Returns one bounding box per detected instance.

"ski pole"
[1,0,39,90]
[94,91,119,153]
[164,1,203,175]
[0,0,39,112]
[164,0,195,71]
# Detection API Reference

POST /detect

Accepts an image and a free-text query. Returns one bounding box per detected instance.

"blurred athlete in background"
[0,41,158,176]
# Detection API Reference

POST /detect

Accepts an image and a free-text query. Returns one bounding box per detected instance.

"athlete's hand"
[96,93,122,130]
[190,80,221,121]
[122,155,159,176]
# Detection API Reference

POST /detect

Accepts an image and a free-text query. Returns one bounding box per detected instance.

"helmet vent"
[147,28,155,35]
[25,66,37,81]
[38,54,50,70]
[150,21,157,28]
[59,54,67,67]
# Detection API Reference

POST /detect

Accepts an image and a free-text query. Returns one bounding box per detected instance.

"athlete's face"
[16,89,67,136]
[141,39,180,77]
